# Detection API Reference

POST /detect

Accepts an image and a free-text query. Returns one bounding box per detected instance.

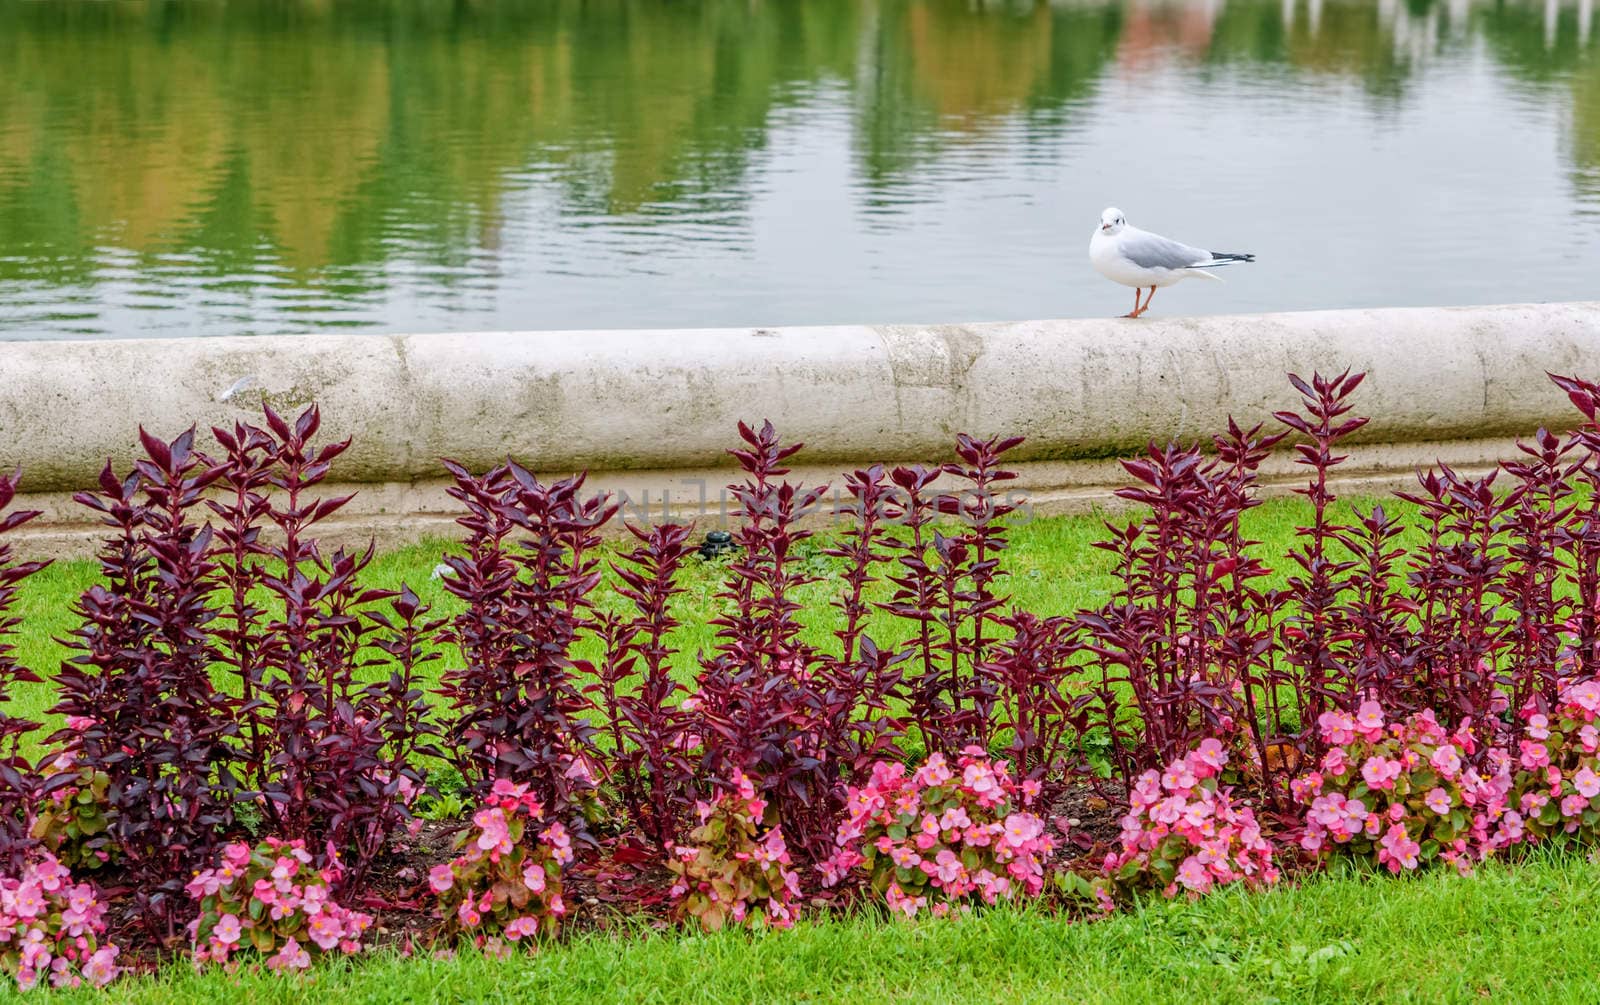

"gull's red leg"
[1131,286,1156,318]
[1121,288,1140,318]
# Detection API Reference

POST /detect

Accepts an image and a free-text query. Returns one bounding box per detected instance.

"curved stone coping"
[3,302,1599,558]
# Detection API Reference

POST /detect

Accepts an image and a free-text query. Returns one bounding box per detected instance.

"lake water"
[1,0,1597,339]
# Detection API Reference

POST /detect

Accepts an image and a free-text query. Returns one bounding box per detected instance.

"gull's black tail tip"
[1213,252,1256,263]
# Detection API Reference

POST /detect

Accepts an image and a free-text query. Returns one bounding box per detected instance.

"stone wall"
[4,301,1598,558]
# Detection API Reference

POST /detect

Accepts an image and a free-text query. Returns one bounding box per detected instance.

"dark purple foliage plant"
[435,458,618,826]
[590,521,699,854]
[50,429,240,942]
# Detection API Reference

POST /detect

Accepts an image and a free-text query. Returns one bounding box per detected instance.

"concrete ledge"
[4,302,1599,558]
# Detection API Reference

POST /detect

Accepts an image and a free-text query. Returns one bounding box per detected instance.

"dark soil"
[354,818,461,951]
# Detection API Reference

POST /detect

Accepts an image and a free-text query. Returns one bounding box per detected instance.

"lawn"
[15,847,1600,1003]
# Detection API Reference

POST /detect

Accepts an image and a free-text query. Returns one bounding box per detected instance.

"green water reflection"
[0,0,1595,336]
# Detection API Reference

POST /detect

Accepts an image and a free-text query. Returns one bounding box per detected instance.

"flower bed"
[8,369,1600,986]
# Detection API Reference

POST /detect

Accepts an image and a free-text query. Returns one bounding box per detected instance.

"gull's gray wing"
[1119,230,1211,270]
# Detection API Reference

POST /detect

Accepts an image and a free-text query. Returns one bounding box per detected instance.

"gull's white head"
[1098,207,1126,235]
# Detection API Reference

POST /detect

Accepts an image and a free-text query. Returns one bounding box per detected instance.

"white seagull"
[1089,207,1255,318]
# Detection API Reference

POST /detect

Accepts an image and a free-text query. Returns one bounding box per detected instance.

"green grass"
[15,848,1600,1003]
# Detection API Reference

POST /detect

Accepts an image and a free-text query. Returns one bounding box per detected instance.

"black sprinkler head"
[698,530,736,560]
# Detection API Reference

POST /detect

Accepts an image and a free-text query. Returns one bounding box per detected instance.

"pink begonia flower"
[933,849,965,885]
[886,883,926,919]
[1131,773,1163,809]
[186,870,223,899]
[542,822,574,865]
[474,807,514,856]
[1582,724,1600,753]
[1194,738,1228,772]
[66,887,95,915]
[1176,855,1210,892]
[1021,778,1042,804]
[1183,799,1215,829]
[81,946,120,987]
[457,901,482,928]
[224,842,252,867]
[212,913,243,946]
[981,874,1012,903]
[266,937,311,972]
[1319,711,1357,746]
[505,916,539,940]
[1361,756,1402,791]
[1410,708,1444,740]
[1569,681,1600,715]
[1150,795,1186,825]
[1322,746,1351,778]
[1355,700,1386,737]
[1430,745,1462,777]
[1160,762,1198,793]
[963,762,998,798]
[1576,767,1600,799]
[1002,813,1044,849]
[1378,823,1421,872]
[1290,772,1324,803]
[1519,740,1551,769]
[491,778,526,801]
[938,806,971,832]
[1425,788,1452,815]
[1562,793,1589,818]
[270,856,298,882]
[428,863,455,894]
[1306,793,1345,830]
[1526,713,1551,741]
[915,754,952,787]
[847,788,885,821]
[1394,836,1421,869]
[307,913,343,951]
